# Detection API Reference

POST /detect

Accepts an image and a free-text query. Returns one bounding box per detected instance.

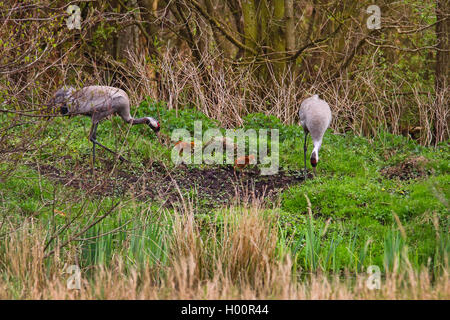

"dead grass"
[380,156,431,180]
[153,50,448,145]
[0,203,448,300]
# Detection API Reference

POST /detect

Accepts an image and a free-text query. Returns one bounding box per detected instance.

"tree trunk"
[204,0,236,59]
[137,0,160,98]
[434,0,449,144]
[115,0,140,62]
[242,0,259,57]
[285,0,295,55]
[270,0,285,80]
[225,0,245,59]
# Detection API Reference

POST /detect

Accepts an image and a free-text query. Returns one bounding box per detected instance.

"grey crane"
[50,85,160,173]
[298,94,332,176]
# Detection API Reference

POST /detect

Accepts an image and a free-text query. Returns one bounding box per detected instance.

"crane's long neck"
[125,116,159,132]
[311,138,323,161]
[128,117,149,125]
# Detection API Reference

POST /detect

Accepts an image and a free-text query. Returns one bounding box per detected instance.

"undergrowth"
[0,99,448,299]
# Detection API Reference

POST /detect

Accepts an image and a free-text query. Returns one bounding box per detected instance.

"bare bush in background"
[0,0,448,149]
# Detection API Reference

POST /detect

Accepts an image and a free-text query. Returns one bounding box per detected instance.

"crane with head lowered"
[50,85,160,173]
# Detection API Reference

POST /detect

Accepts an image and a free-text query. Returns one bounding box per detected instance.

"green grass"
[278,129,448,274]
[0,100,448,278]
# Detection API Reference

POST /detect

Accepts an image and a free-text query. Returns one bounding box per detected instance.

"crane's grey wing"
[299,96,314,129]
[298,108,306,128]
[322,100,332,129]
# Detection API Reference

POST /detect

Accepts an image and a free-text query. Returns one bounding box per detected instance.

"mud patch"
[32,161,308,209]
[380,156,431,180]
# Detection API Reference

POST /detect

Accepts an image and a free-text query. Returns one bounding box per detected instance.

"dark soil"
[380,156,431,180]
[33,161,308,209]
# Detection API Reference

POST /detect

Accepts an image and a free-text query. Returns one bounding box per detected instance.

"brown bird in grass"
[50,86,160,173]
[234,154,256,170]
[298,94,332,176]
[174,140,195,156]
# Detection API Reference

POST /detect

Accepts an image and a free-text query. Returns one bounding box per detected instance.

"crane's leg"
[303,132,308,178]
[89,123,128,165]
[89,123,98,175]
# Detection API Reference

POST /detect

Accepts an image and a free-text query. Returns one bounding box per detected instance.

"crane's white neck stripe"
[311,141,322,161]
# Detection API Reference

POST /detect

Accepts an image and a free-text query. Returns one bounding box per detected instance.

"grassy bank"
[0,99,448,299]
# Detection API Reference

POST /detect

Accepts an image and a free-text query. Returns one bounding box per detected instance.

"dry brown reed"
[0,203,448,300]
